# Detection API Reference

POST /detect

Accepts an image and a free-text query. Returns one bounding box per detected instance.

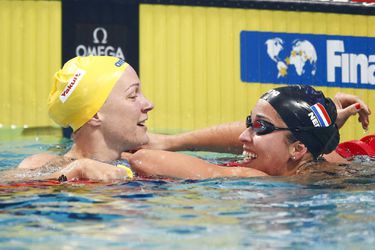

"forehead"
[253,99,277,116]
[113,65,140,90]
[253,99,286,126]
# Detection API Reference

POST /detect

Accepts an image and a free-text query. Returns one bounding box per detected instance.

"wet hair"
[261,85,340,159]
[286,132,298,145]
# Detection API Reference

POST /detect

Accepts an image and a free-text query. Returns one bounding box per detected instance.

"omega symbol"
[93,27,108,44]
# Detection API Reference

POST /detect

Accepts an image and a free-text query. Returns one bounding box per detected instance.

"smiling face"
[98,66,154,152]
[238,99,295,176]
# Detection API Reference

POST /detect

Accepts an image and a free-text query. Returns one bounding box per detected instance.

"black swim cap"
[261,85,340,159]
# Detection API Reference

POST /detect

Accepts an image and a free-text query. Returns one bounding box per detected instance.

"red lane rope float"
[361,135,375,149]
[336,134,375,158]
[352,0,375,3]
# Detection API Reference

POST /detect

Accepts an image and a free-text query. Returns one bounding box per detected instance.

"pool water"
[1,134,375,249]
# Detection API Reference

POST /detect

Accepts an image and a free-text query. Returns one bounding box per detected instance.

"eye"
[252,120,264,129]
[127,93,137,100]
[127,87,139,100]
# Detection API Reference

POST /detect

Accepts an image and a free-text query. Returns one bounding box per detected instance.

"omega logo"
[75,27,125,59]
[93,27,107,44]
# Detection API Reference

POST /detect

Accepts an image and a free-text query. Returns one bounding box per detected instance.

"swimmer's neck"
[65,128,122,162]
[284,154,315,176]
[65,144,121,163]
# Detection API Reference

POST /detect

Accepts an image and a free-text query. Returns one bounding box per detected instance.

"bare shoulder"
[323,151,348,163]
[296,160,358,179]
[17,153,60,170]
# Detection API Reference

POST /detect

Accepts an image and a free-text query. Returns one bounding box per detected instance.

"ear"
[289,141,308,161]
[86,113,102,128]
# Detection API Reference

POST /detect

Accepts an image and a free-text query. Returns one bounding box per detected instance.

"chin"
[250,164,267,173]
[140,136,149,146]
[136,134,149,146]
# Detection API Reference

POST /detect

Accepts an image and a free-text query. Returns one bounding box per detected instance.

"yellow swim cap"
[48,56,129,131]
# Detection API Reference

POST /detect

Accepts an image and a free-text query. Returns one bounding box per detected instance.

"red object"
[336,135,375,158]
[352,0,375,3]
[360,135,375,148]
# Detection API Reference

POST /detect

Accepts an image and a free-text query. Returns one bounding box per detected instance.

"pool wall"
[0,0,61,129]
[0,0,374,141]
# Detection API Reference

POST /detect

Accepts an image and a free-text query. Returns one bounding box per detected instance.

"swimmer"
[140,92,370,158]
[129,85,370,179]
[11,56,153,182]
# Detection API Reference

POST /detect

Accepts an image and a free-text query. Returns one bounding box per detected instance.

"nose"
[239,128,253,144]
[141,94,154,113]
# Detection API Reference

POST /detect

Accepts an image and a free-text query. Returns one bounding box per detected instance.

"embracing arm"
[1,158,131,184]
[130,149,267,180]
[45,158,131,182]
[144,121,245,154]
[17,153,59,169]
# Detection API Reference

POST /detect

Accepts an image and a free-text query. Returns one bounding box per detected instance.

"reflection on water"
[1,178,375,249]
[0,136,375,249]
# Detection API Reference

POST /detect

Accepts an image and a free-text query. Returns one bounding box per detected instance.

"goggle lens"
[246,115,275,135]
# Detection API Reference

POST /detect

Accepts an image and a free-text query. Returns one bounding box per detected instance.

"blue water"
[1,134,375,249]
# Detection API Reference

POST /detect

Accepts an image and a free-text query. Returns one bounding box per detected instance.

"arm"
[323,93,371,163]
[144,121,245,154]
[1,159,131,184]
[130,149,267,180]
[45,158,131,182]
[324,151,348,163]
[17,153,59,169]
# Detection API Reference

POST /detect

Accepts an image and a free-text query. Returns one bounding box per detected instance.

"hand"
[121,152,133,161]
[139,133,173,150]
[333,93,371,130]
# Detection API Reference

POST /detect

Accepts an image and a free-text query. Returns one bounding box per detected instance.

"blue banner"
[240,31,375,89]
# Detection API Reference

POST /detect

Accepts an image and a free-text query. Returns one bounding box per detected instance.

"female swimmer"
[129,85,363,179]
[2,56,153,183]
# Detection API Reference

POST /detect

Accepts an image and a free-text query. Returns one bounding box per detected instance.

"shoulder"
[296,160,353,178]
[17,153,60,170]
[323,151,348,163]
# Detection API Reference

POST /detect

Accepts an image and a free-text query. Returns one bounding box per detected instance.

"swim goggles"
[246,115,327,135]
[246,115,292,135]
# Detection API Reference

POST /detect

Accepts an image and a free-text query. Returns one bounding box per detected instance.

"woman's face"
[99,66,154,151]
[238,99,294,176]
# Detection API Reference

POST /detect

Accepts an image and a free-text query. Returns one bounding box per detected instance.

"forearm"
[0,169,34,183]
[0,164,65,184]
[130,149,267,179]
[150,121,245,154]
[44,159,130,182]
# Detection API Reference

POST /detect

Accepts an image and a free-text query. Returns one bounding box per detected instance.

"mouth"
[240,150,258,163]
[137,119,147,127]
